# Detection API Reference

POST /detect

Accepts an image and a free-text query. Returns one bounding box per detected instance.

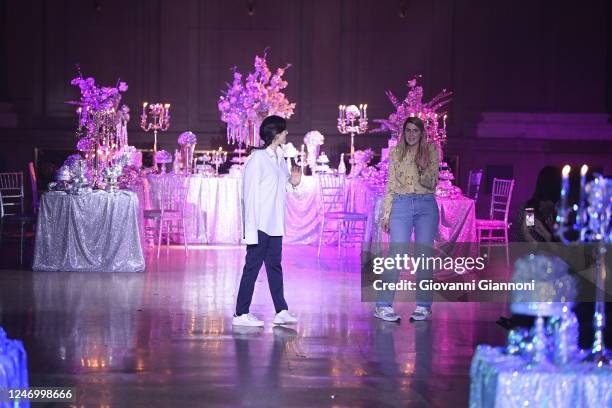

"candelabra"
[337,104,368,162]
[140,102,171,166]
[209,147,228,176]
[557,164,611,365]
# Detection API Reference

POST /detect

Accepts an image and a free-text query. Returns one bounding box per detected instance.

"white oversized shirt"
[242,146,292,245]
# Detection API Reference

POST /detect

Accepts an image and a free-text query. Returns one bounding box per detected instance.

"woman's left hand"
[290,166,302,187]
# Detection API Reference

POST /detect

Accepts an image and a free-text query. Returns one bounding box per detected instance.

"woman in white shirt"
[233,116,302,327]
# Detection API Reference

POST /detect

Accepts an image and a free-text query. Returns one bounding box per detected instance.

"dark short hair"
[259,115,287,147]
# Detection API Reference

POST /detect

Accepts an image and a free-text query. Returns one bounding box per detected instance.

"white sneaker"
[273,310,298,325]
[232,313,264,327]
[410,306,432,321]
[374,307,401,322]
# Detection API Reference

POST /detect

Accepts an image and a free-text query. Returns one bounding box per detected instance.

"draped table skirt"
[139,175,377,245]
[138,174,475,249]
[33,190,145,272]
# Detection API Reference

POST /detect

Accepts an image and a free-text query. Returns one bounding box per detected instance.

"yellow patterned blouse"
[381,144,439,222]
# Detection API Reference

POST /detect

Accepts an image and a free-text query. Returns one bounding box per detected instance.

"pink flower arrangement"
[76,137,96,152]
[218,50,296,145]
[371,75,452,139]
[178,131,197,145]
[70,75,128,113]
[154,150,172,164]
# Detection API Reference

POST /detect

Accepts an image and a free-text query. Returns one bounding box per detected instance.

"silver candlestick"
[557,165,610,365]
[337,104,368,162]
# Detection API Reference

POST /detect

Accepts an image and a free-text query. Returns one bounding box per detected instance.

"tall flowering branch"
[371,75,452,143]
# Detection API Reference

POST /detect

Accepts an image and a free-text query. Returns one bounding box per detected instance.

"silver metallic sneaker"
[373,306,401,322]
[409,306,432,321]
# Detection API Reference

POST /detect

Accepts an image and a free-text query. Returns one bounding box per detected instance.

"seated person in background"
[499,166,561,330]
[509,165,560,243]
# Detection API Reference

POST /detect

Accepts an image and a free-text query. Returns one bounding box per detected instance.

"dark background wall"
[0,0,610,215]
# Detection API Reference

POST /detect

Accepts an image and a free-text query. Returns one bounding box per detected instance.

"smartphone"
[525,208,535,227]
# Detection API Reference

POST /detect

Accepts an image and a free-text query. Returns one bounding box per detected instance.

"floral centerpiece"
[66,68,131,188]
[349,148,375,178]
[303,130,325,171]
[178,131,198,175]
[371,76,452,145]
[218,50,296,147]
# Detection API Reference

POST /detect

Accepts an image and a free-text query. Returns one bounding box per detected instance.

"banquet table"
[139,174,378,245]
[33,190,145,273]
[138,174,475,249]
[469,345,612,408]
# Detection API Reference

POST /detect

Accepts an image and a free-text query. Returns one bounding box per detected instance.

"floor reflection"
[0,245,507,407]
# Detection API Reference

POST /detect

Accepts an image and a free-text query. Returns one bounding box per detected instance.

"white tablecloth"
[32,190,145,272]
[138,174,476,249]
[139,175,378,245]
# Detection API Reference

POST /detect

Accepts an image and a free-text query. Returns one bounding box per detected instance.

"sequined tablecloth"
[139,175,377,245]
[32,190,145,272]
[469,345,612,408]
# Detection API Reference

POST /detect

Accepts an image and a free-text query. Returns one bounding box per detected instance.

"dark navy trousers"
[235,230,288,315]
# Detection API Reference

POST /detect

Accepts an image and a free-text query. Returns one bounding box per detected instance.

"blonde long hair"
[396,117,431,169]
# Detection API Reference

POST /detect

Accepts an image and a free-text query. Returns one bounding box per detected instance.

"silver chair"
[144,175,189,258]
[476,178,515,265]
[0,172,24,216]
[0,190,35,265]
[466,169,483,202]
[317,174,368,257]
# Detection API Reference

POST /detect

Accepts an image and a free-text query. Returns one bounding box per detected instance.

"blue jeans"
[376,193,439,309]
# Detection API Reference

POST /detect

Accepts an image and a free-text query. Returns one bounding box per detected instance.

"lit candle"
[142,102,148,116]
[577,164,588,228]
[443,114,447,130]
[561,165,571,222]
[338,105,342,120]
[363,104,367,119]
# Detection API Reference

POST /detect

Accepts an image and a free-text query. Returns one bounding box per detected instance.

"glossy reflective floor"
[0,243,507,407]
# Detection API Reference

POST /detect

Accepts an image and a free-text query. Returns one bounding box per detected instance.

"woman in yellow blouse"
[375,117,439,322]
